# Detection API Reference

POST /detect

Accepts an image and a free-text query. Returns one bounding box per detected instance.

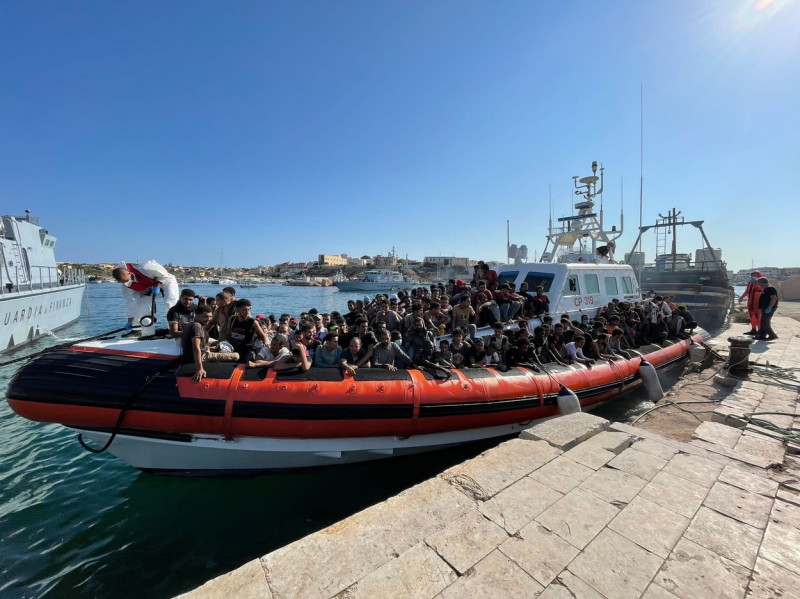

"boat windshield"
[496,271,555,292]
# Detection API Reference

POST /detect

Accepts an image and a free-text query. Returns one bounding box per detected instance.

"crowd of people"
[164,280,700,383]
[113,260,782,385]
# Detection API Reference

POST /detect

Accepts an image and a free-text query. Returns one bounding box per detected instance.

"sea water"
[0,283,734,598]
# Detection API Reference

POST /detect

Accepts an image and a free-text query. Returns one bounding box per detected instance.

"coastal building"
[423,256,471,268]
[318,254,348,267]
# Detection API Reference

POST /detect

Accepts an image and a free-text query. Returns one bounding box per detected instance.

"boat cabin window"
[604,276,619,295]
[497,271,519,287]
[621,276,635,294]
[563,275,580,296]
[522,272,555,292]
[584,274,599,295]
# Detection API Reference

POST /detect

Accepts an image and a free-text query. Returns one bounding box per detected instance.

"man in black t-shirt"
[755,277,779,340]
[168,288,202,337]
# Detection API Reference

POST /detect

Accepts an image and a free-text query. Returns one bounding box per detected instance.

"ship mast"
[540,161,624,263]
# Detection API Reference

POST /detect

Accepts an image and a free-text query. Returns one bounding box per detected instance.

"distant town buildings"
[318,254,348,267]
[423,256,470,268]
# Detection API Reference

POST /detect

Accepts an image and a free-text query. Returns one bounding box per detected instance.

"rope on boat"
[78,358,181,454]
[0,327,128,368]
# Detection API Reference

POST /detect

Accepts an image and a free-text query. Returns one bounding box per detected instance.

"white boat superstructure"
[540,161,624,264]
[496,161,638,322]
[334,269,412,292]
[0,211,85,352]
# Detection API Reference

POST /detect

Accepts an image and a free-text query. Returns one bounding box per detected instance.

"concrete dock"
[179,314,800,599]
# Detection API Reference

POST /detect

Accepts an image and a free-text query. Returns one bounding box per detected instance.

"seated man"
[340,337,369,375]
[565,335,595,368]
[227,299,269,362]
[181,305,240,383]
[368,329,414,371]
[494,284,522,322]
[530,286,550,316]
[273,346,311,372]
[248,334,291,368]
[314,333,343,368]
[484,322,511,365]
[167,288,203,338]
[451,294,478,340]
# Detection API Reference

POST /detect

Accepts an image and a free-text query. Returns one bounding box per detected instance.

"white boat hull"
[76,421,531,473]
[0,283,85,352]
[334,281,411,292]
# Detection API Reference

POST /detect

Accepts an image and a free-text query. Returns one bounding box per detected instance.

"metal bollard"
[727,336,752,375]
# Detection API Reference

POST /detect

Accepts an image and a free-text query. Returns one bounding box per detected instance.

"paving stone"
[760,519,800,576]
[529,456,595,494]
[733,432,785,465]
[718,464,779,497]
[425,510,509,575]
[630,438,680,461]
[747,556,800,599]
[479,476,563,534]
[640,470,709,519]
[683,506,761,569]
[520,412,609,450]
[692,421,742,450]
[535,487,619,549]
[262,476,474,599]
[579,430,634,454]
[642,583,680,599]
[441,438,561,499]
[704,481,773,529]
[579,466,648,505]
[564,442,616,470]
[499,522,580,586]
[178,559,271,599]
[609,495,690,559]
[339,542,456,599]
[653,538,750,599]
[538,570,606,599]
[662,452,724,488]
[568,528,664,599]
[608,447,668,481]
[777,487,800,507]
[771,498,800,528]
[438,549,543,599]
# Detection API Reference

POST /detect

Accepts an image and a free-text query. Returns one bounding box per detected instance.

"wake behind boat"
[0,211,85,353]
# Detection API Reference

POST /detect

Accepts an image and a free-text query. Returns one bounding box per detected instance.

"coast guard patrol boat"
[0,211,85,352]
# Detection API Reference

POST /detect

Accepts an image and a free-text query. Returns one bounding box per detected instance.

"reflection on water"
[0,283,702,598]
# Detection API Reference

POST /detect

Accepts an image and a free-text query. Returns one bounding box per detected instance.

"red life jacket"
[126,263,159,294]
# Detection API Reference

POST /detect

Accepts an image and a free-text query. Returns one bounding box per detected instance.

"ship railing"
[0,266,85,295]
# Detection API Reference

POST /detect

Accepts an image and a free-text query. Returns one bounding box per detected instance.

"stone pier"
[178,315,800,599]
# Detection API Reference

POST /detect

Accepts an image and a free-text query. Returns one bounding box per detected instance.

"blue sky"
[1,0,798,271]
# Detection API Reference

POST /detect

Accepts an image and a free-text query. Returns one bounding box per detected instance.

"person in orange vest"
[112,260,179,330]
[739,270,762,335]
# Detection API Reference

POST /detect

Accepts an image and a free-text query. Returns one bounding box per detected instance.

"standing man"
[112,260,179,330]
[740,270,763,335]
[755,277,779,341]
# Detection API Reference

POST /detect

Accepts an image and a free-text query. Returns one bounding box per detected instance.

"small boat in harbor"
[626,209,734,329]
[334,269,412,292]
[0,211,86,353]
